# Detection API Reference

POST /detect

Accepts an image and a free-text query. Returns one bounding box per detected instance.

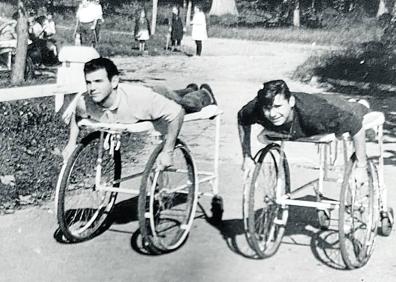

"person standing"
[169,6,184,52]
[134,8,151,53]
[74,0,103,47]
[92,0,104,42]
[191,4,207,56]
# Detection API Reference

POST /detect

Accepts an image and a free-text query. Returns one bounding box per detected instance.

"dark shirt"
[170,15,183,41]
[238,92,369,140]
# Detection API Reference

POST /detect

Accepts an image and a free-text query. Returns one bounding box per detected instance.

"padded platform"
[77,105,222,132]
[258,111,385,144]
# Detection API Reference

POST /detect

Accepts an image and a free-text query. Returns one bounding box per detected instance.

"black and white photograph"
[0,0,395,281]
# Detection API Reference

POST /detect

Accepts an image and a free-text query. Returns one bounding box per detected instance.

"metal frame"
[273,112,387,217]
[72,105,223,199]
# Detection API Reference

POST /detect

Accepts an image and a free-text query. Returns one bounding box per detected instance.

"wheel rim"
[248,145,289,258]
[143,142,198,251]
[58,136,119,241]
[339,160,376,269]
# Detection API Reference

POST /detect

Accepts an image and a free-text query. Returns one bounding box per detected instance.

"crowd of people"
[0,8,59,69]
[133,4,208,56]
[0,2,210,72]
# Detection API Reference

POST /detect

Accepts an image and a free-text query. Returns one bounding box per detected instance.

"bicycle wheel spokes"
[139,140,198,253]
[57,133,120,242]
[339,158,376,269]
[247,144,289,258]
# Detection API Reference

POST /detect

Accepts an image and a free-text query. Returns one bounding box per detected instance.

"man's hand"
[62,142,78,161]
[157,150,174,171]
[242,156,255,179]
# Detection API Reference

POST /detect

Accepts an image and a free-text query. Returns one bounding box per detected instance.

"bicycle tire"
[138,139,198,253]
[339,154,376,269]
[56,131,121,242]
[246,143,290,258]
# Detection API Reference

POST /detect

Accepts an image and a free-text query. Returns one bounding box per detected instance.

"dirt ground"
[1,37,396,282]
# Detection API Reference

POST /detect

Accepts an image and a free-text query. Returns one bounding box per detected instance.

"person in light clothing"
[191,4,207,56]
[74,0,103,47]
[62,58,217,169]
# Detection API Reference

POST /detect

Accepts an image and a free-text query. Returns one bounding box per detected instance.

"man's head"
[83,58,120,104]
[257,80,295,126]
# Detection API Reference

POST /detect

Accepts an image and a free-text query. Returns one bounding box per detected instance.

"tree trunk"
[293,1,300,27]
[11,0,28,84]
[209,0,238,16]
[377,0,389,18]
[151,0,158,35]
[186,0,192,28]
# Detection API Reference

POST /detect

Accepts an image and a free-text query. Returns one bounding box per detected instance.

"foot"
[186,83,199,91]
[200,84,217,105]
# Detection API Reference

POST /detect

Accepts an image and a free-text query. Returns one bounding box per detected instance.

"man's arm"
[238,123,252,159]
[62,111,80,160]
[158,108,185,169]
[237,109,255,177]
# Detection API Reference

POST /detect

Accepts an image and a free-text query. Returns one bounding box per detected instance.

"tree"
[11,0,28,84]
[151,0,158,34]
[186,0,192,27]
[293,0,301,27]
[209,0,238,16]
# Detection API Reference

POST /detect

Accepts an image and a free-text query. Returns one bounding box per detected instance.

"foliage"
[0,96,147,211]
[0,97,67,210]
[381,18,396,49]
[293,41,396,85]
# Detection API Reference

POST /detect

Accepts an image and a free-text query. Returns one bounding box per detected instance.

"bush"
[209,14,239,27]
[0,97,68,210]
[381,19,396,50]
[293,41,396,85]
[0,96,148,211]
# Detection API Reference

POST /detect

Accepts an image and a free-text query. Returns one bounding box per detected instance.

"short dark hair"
[84,57,120,80]
[257,80,291,107]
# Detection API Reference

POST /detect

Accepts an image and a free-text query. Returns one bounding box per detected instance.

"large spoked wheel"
[56,132,121,243]
[244,143,290,258]
[339,154,377,269]
[138,139,198,253]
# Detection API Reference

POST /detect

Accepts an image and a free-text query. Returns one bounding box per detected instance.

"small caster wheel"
[210,195,224,225]
[379,208,394,237]
[317,210,330,230]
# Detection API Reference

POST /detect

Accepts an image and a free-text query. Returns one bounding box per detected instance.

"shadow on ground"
[203,194,356,270]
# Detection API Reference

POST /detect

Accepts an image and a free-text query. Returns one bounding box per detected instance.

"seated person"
[63,57,216,169]
[237,79,370,184]
[27,15,58,65]
[43,14,56,40]
[0,13,17,42]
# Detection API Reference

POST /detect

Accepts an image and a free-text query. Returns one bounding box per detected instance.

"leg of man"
[173,83,198,96]
[180,84,216,113]
[195,40,202,56]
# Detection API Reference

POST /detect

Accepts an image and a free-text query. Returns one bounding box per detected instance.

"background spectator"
[169,5,184,52]
[74,0,103,47]
[134,8,151,53]
[0,12,18,42]
[191,4,207,56]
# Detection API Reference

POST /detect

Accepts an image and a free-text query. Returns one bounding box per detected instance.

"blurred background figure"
[0,12,18,70]
[74,0,103,47]
[0,12,17,42]
[168,5,184,52]
[191,4,207,56]
[28,14,58,66]
[134,7,150,53]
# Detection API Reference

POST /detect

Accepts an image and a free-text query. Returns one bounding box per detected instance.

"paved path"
[1,37,396,282]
